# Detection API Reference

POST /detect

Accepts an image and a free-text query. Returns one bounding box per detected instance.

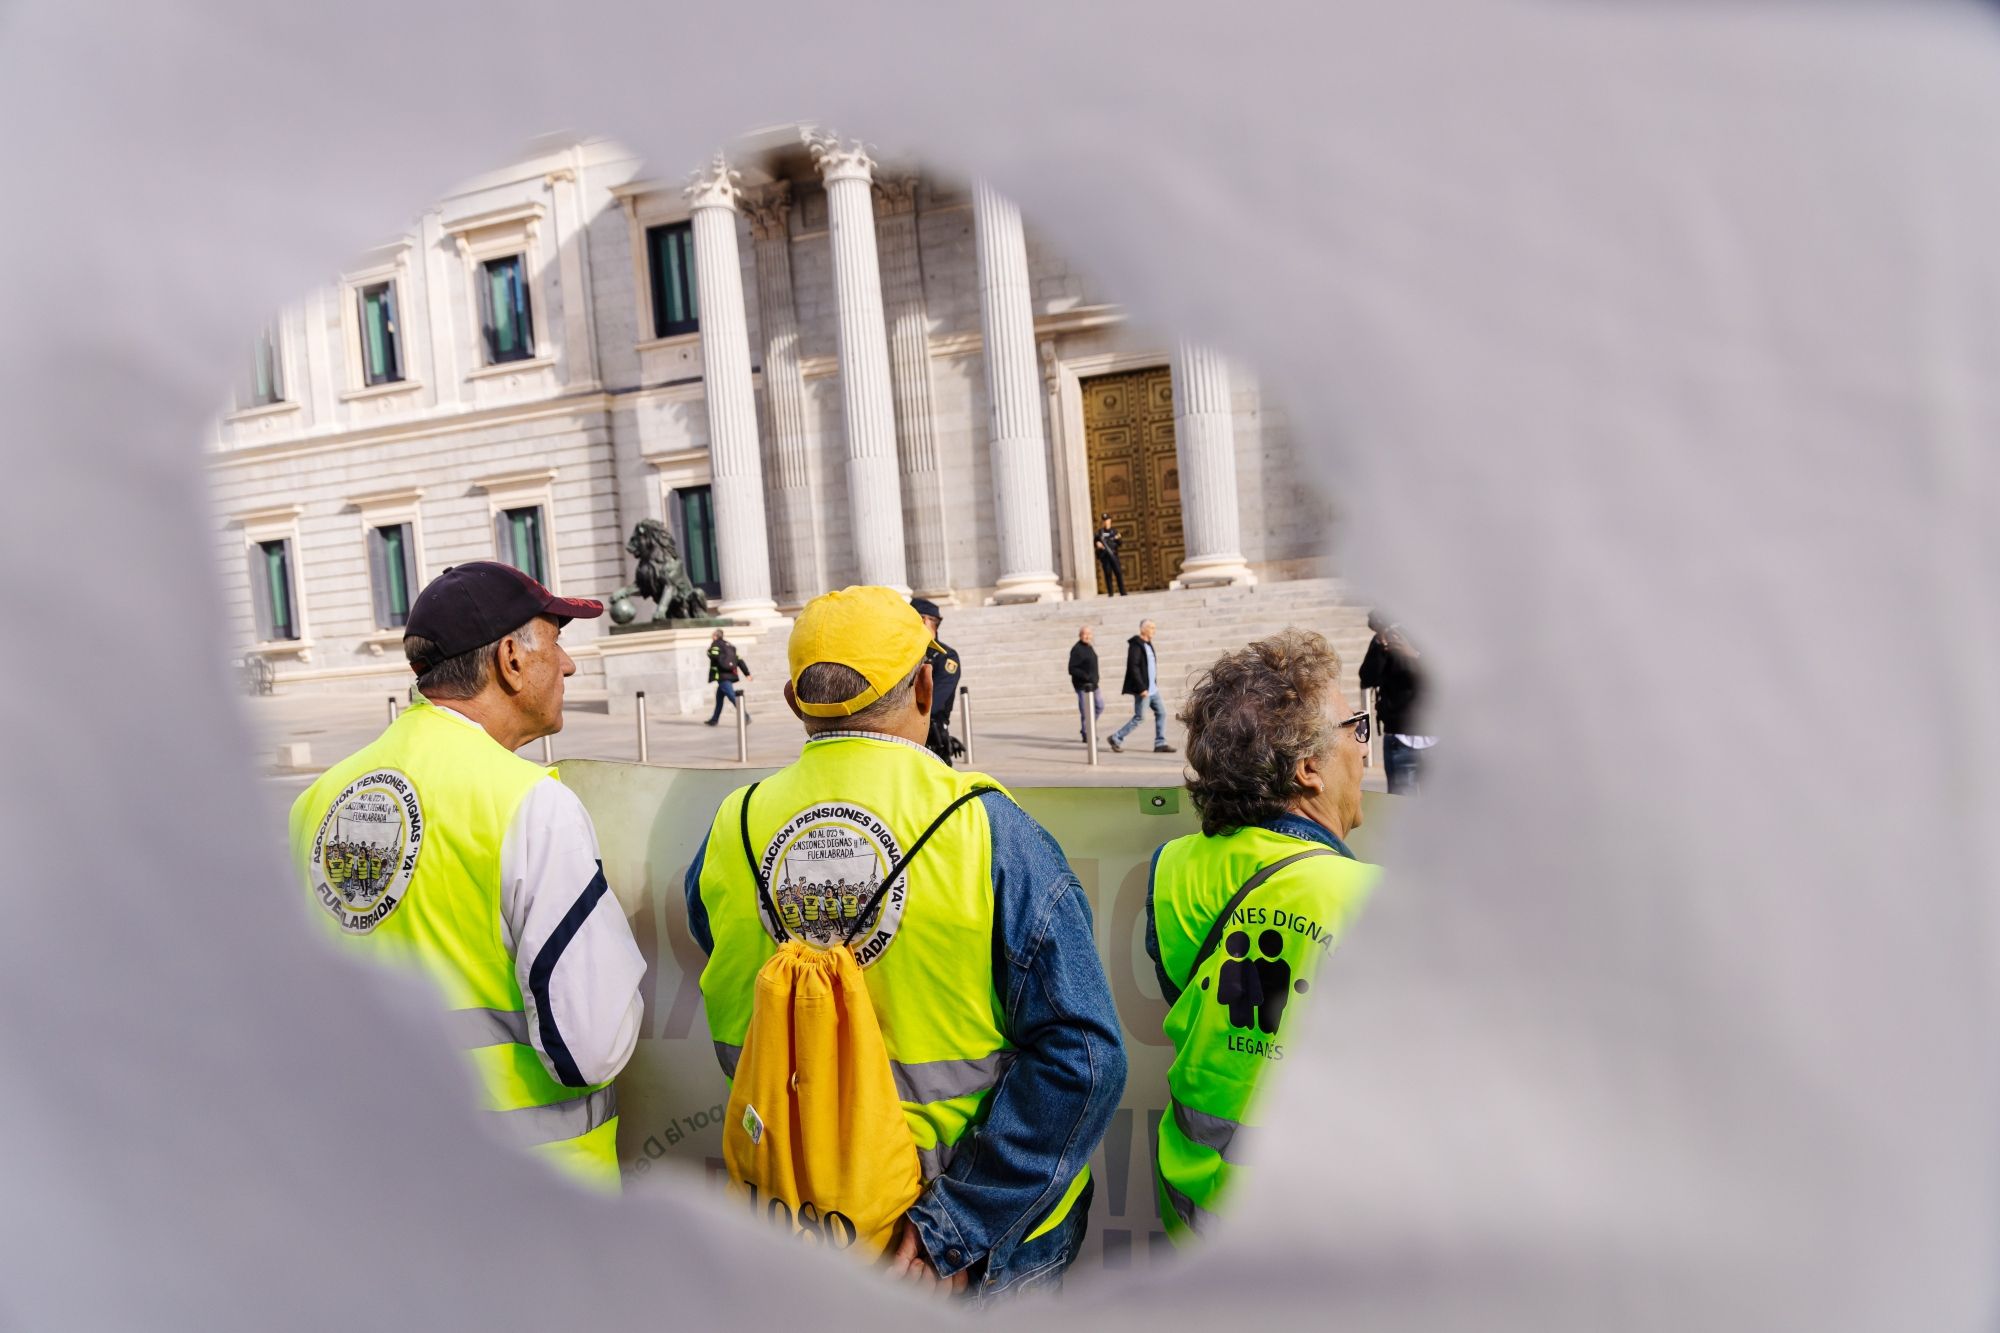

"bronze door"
[1081,367,1182,593]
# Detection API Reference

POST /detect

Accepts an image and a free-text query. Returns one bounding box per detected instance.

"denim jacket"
[1143,812,1355,1000]
[685,768,1127,1297]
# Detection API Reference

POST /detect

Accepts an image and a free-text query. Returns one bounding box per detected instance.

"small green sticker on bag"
[741,1104,764,1145]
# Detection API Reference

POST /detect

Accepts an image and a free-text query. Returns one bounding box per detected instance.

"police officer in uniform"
[911,596,961,766]
[288,562,645,1192]
[1146,629,1378,1240]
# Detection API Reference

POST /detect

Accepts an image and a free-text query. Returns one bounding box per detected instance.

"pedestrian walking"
[1069,625,1104,743]
[1108,618,1175,753]
[704,628,751,726]
[1358,613,1432,793]
[288,562,643,1192]
[1094,514,1128,596]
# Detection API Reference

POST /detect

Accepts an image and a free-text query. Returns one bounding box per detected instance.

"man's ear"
[784,680,806,722]
[493,634,528,695]
[913,662,934,718]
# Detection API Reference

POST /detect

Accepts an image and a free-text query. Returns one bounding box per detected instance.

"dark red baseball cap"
[403,561,602,673]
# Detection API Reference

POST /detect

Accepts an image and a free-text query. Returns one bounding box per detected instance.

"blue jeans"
[1384,736,1425,793]
[706,679,743,724]
[1112,688,1166,747]
[1076,688,1104,738]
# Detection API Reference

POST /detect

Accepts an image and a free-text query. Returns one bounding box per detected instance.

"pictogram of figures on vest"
[772,869,883,948]
[1203,929,1311,1034]
[323,836,398,906]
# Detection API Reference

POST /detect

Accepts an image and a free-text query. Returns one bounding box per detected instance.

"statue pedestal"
[594,620,791,715]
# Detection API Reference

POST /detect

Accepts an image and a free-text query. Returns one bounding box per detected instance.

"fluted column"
[808,133,908,593]
[744,183,820,607]
[686,155,777,619]
[1170,342,1256,588]
[874,174,953,601]
[972,181,1063,603]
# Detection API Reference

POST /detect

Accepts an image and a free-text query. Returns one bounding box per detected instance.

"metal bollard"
[1087,694,1099,767]
[959,688,975,765]
[541,736,554,765]
[1364,686,1378,770]
[635,690,649,765]
[386,695,399,725]
[735,688,749,763]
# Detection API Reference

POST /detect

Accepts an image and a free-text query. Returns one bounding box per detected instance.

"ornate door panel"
[1082,367,1182,592]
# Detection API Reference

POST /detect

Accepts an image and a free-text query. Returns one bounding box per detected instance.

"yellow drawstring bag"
[723,939,921,1257]
[722,781,998,1259]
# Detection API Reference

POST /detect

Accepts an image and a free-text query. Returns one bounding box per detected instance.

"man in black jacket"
[704,628,751,726]
[1068,625,1105,744]
[1107,619,1174,754]
[1358,613,1431,793]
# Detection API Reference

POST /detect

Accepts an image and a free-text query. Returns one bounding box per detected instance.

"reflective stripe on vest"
[696,735,1088,1235]
[289,702,621,1192]
[1149,824,1377,1240]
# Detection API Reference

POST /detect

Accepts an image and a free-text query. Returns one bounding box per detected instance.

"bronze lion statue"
[612,518,710,623]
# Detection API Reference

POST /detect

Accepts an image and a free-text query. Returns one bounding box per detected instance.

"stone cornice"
[207,392,615,470]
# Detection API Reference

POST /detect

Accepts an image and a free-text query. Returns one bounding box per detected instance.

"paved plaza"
[248,687,1390,799]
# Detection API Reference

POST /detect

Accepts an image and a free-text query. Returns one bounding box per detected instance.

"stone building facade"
[209,130,1334,695]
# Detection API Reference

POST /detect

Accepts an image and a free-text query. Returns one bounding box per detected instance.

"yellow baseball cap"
[788,586,939,718]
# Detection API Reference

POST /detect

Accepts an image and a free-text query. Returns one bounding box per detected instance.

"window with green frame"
[646,222,699,338]
[357,281,403,386]
[498,506,546,584]
[368,523,419,629]
[674,485,719,597]
[478,254,535,364]
[251,538,299,641]
[247,326,284,406]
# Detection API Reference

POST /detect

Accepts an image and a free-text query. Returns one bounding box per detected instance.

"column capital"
[684,153,742,213]
[873,173,919,216]
[742,181,792,241]
[806,131,876,185]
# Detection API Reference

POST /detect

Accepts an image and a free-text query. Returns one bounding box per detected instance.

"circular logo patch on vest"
[309,768,424,934]
[757,801,905,966]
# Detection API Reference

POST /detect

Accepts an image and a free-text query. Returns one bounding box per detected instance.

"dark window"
[358,281,404,386]
[498,505,546,584]
[251,538,299,641]
[368,523,419,629]
[478,254,535,364]
[646,222,699,338]
[674,485,719,598]
[247,327,284,406]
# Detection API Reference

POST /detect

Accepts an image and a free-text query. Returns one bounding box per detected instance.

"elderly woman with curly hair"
[1144,628,1379,1243]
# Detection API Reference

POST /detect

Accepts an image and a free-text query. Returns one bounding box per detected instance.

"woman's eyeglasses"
[1338,710,1370,745]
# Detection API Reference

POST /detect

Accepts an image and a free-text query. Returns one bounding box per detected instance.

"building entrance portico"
[1081,366,1183,593]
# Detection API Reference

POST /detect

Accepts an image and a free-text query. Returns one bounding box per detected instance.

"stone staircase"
[937,577,1374,718]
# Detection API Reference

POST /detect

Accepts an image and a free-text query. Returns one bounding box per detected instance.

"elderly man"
[1068,625,1104,743]
[1145,629,1379,1240]
[684,586,1125,1301]
[288,562,644,1191]
[1108,618,1174,753]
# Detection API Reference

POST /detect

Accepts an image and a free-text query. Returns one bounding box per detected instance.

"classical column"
[685,154,777,619]
[808,133,908,593]
[744,182,820,607]
[972,181,1063,603]
[874,174,952,601]
[1170,342,1256,588]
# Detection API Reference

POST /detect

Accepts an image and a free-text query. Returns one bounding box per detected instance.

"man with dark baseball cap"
[288,560,642,1191]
